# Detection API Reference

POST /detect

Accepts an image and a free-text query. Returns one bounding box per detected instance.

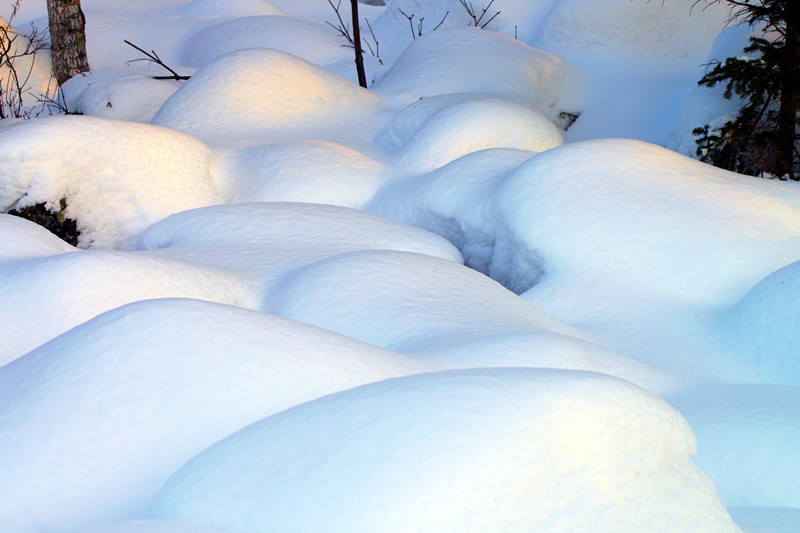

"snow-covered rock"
[0,116,222,249]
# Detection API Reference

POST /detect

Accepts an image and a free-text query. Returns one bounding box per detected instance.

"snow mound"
[373,26,580,120]
[0,116,222,249]
[182,16,349,68]
[374,139,800,303]
[0,214,75,260]
[0,250,254,366]
[215,141,388,208]
[504,140,800,306]
[538,0,728,63]
[171,0,283,18]
[0,299,425,531]
[62,69,187,123]
[670,384,800,508]
[153,368,739,533]
[137,202,462,292]
[368,0,474,63]
[151,48,383,146]
[723,261,800,384]
[391,96,563,172]
[266,250,577,352]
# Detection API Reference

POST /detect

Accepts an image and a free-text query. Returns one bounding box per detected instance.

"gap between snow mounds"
[368,147,547,295]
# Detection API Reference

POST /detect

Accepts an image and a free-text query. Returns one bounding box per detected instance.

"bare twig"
[459,0,500,29]
[0,16,50,119]
[123,40,190,81]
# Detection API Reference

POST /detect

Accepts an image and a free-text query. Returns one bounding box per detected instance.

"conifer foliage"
[694,0,799,180]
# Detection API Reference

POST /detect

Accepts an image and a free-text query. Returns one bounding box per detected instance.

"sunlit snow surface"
[0,0,797,532]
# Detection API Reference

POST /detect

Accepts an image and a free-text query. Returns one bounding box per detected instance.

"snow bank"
[373,26,580,121]
[506,141,800,306]
[372,139,800,306]
[368,0,474,63]
[0,250,254,366]
[215,141,388,208]
[537,0,728,64]
[137,202,462,291]
[0,299,426,531]
[0,214,74,261]
[722,261,800,385]
[151,48,383,146]
[265,249,577,352]
[670,384,800,508]
[62,69,187,123]
[153,368,739,533]
[265,248,670,390]
[182,16,349,68]
[170,0,283,18]
[0,116,222,249]
[388,96,563,173]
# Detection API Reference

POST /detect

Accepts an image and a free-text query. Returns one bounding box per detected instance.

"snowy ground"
[0,1,798,532]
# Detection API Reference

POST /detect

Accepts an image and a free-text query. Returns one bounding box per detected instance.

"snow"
[151,48,384,147]
[390,96,564,173]
[62,69,187,123]
[181,16,349,68]
[669,384,800,508]
[152,369,739,533]
[0,299,427,531]
[0,0,797,531]
[0,116,221,249]
[374,26,581,121]
[136,202,462,286]
[722,261,800,385]
[214,141,388,208]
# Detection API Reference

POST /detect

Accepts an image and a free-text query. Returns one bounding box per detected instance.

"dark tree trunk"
[350,0,367,88]
[775,2,800,179]
[47,0,90,86]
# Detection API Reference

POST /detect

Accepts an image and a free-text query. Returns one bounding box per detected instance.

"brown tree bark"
[47,0,89,86]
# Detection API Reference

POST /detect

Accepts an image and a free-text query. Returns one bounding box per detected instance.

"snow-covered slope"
[0,0,795,532]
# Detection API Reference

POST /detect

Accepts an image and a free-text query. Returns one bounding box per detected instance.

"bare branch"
[123,40,190,81]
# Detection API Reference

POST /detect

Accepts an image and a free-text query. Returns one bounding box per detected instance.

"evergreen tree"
[694,0,799,180]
